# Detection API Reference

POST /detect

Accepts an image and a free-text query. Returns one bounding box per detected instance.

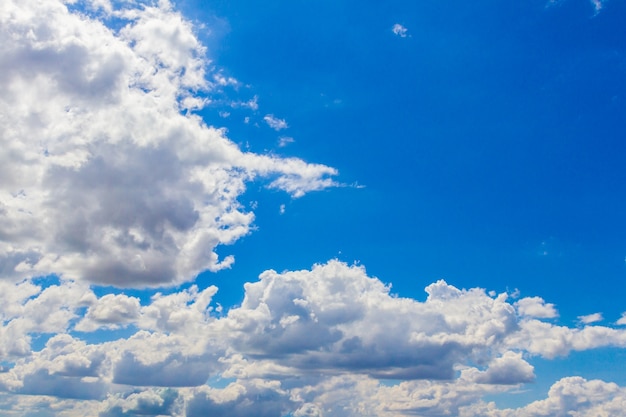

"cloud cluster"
[0,0,337,287]
[2,261,626,415]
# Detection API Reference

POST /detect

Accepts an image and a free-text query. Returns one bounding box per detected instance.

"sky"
[1,0,626,415]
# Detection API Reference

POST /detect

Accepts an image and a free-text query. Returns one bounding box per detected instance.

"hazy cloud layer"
[0,0,337,287]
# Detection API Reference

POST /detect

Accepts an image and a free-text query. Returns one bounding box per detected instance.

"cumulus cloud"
[471,352,535,385]
[218,261,519,380]
[503,317,626,358]
[578,312,603,325]
[0,0,337,288]
[466,376,626,417]
[74,293,140,332]
[515,296,558,319]
[2,261,626,415]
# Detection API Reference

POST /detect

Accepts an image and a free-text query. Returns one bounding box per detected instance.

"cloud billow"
[0,0,337,287]
[2,261,626,415]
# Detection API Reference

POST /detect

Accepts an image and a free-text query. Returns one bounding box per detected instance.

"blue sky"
[1,0,626,415]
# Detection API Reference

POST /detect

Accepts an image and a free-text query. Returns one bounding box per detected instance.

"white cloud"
[2,261,626,415]
[578,312,603,325]
[515,296,558,319]
[186,380,291,417]
[0,279,94,358]
[74,293,141,332]
[218,262,518,380]
[392,23,409,38]
[264,114,289,130]
[101,388,182,417]
[232,95,259,111]
[471,352,535,385]
[504,318,626,358]
[278,136,295,147]
[591,0,605,13]
[470,376,626,417]
[0,0,337,287]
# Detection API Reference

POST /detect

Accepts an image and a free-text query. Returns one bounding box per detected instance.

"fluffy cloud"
[0,0,337,287]
[74,294,141,332]
[0,279,94,359]
[218,261,519,380]
[2,261,626,415]
[186,380,291,417]
[471,352,534,385]
[504,318,626,358]
[515,296,558,319]
[464,376,626,417]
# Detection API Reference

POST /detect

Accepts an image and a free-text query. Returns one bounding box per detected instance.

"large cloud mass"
[0,0,337,287]
[2,260,626,415]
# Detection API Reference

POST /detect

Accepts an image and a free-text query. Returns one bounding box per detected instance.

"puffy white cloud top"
[0,0,337,287]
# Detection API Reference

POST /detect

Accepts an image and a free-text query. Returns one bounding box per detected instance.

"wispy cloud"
[392,23,409,37]
[578,312,603,325]
[278,136,295,147]
[264,114,289,130]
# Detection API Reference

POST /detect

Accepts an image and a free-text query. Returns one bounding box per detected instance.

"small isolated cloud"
[213,73,238,87]
[392,23,409,38]
[264,114,289,130]
[232,95,259,111]
[278,136,295,147]
[279,204,286,215]
[578,312,603,325]
[591,0,605,13]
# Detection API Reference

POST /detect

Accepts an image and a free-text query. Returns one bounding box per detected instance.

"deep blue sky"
[186,0,626,324]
